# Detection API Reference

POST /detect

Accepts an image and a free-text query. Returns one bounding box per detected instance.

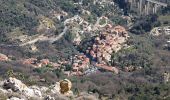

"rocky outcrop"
[1,77,90,99]
[49,82,60,94]
[45,95,55,100]
[3,77,28,92]
[75,92,98,100]
[163,72,170,83]
[150,26,170,36]
[0,53,8,61]
[7,97,24,100]
[3,77,42,98]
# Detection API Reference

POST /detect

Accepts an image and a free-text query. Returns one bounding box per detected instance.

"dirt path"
[19,35,48,46]
[20,26,68,46]
[93,17,108,30]
[48,26,68,43]
[15,16,108,46]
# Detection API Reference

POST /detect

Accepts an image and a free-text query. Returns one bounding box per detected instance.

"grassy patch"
[99,18,106,25]
[158,15,170,26]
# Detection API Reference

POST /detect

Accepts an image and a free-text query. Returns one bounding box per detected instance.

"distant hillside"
[0,0,122,43]
[0,0,123,58]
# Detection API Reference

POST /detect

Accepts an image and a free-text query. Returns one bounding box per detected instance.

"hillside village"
[0,9,131,76]
[0,0,170,99]
[0,21,128,76]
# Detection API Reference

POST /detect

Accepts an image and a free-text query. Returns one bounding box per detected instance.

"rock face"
[45,95,55,100]
[49,82,60,94]
[7,97,24,100]
[28,86,42,97]
[2,77,84,99]
[3,77,42,98]
[3,77,28,92]
[75,92,98,100]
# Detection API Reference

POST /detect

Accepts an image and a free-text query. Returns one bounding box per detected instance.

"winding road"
[8,16,106,46]
[48,27,68,43]
[93,17,108,30]
[19,26,68,46]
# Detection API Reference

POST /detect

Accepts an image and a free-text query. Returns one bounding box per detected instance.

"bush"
[130,15,160,34]
[52,69,65,78]
[33,67,51,74]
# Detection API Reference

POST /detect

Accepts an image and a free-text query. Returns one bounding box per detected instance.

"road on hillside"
[20,26,68,46]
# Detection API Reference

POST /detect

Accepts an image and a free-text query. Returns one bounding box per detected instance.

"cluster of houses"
[69,23,130,74]
[85,25,129,64]
[0,16,132,76]
[64,53,120,76]
[69,54,90,76]
[21,55,97,76]
[63,25,129,75]
[0,52,119,76]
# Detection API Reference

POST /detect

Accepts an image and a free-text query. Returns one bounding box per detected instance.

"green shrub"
[33,67,50,74]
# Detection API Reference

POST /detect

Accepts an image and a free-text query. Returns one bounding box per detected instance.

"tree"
[130,14,160,34]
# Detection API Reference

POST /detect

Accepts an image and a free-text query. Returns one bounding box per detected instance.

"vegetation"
[0,0,170,99]
[64,31,76,42]
[111,34,154,68]
[111,16,127,26]
[130,14,161,34]
[99,18,106,25]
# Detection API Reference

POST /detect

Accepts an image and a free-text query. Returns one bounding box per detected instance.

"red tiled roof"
[96,64,119,74]
[40,59,50,65]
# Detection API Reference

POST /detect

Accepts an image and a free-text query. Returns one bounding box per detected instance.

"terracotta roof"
[96,64,119,74]
[40,59,50,65]
[23,58,37,65]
